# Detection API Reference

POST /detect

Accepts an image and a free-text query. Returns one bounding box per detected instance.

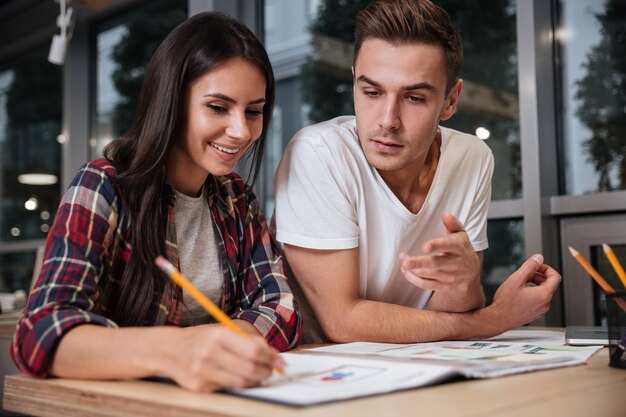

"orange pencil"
[568,246,626,313]
[602,244,626,289]
[154,256,284,374]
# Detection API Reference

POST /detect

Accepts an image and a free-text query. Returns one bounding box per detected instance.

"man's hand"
[487,254,561,331]
[399,212,481,293]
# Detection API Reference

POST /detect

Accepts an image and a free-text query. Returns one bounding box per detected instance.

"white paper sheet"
[229,330,603,406]
[307,330,602,378]
[227,353,456,406]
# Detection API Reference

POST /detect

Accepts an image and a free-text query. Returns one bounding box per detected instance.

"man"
[273,0,560,343]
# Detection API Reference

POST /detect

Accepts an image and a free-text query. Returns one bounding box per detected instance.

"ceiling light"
[475,127,491,140]
[25,198,39,211]
[18,173,58,185]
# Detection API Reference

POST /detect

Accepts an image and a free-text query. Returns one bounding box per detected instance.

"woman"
[11,12,301,392]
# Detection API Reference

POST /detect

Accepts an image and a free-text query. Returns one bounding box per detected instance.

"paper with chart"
[229,331,602,406]
[227,352,457,406]
[308,339,602,378]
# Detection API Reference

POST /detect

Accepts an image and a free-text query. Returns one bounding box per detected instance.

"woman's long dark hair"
[103,12,275,326]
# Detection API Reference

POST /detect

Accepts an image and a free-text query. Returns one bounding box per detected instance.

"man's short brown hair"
[354,0,463,93]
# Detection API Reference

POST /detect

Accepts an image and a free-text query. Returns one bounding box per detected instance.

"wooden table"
[4,347,626,417]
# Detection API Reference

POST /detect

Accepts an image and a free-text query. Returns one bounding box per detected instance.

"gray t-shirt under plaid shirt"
[173,184,223,326]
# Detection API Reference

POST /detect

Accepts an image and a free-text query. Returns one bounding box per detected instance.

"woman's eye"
[207,104,227,113]
[246,109,263,117]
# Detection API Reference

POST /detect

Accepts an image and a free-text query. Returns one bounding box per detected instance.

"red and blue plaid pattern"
[11,158,301,377]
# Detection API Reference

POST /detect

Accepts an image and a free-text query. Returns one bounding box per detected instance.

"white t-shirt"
[273,116,493,309]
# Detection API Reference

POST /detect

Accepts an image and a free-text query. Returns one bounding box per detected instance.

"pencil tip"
[602,243,610,252]
[568,246,578,256]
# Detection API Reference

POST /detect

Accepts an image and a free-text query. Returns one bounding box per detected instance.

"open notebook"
[228,330,601,406]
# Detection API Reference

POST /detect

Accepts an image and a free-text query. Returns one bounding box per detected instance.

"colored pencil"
[155,256,245,336]
[602,244,626,289]
[568,246,626,313]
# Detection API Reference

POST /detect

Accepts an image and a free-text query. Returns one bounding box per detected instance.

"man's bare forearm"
[322,298,500,344]
[427,276,486,312]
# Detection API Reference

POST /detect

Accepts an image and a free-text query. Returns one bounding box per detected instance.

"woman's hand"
[163,325,285,392]
[50,324,284,393]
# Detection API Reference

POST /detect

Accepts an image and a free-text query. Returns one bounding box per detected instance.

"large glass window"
[91,0,187,157]
[264,0,520,216]
[265,0,523,304]
[0,48,61,243]
[558,0,626,195]
[439,0,520,200]
[482,220,525,305]
[0,46,62,298]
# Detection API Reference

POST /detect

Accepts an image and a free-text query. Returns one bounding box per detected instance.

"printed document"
[228,330,601,406]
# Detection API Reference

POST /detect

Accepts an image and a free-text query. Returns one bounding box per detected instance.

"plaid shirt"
[11,158,301,377]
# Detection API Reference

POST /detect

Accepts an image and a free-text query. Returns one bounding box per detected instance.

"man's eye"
[364,90,380,97]
[408,96,425,103]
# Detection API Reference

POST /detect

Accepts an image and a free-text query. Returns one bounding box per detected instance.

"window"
[265,0,524,304]
[0,46,62,296]
[264,0,521,213]
[439,1,520,200]
[482,219,525,305]
[558,0,626,195]
[0,48,61,243]
[91,0,187,158]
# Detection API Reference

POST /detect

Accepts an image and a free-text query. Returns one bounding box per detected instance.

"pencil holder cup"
[607,291,626,369]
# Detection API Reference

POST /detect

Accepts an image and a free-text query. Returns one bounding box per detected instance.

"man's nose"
[379,99,401,131]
